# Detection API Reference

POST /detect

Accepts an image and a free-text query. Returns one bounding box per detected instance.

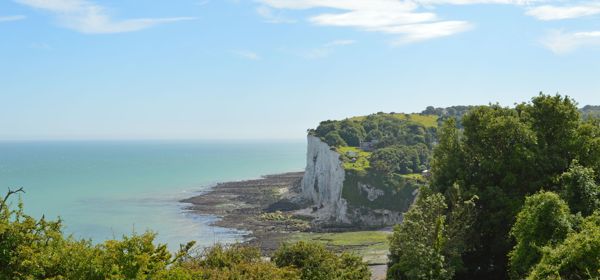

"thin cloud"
[258,0,600,50]
[325,40,356,47]
[15,0,195,34]
[541,29,600,54]
[232,50,261,60]
[389,21,473,45]
[259,0,475,44]
[526,3,600,20]
[304,39,356,59]
[256,6,296,23]
[0,15,26,22]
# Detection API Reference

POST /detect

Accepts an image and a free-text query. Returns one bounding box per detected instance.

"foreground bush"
[0,190,369,280]
[273,241,370,280]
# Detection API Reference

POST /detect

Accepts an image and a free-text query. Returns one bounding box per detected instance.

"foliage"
[339,120,366,147]
[165,244,300,280]
[581,105,600,120]
[387,190,476,280]
[314,113,438,152]
[558,161,600,216]
[0,191,370,280]
[288,231,390,265]
[341,170,420,212]
[574,118,600,179]
[508,191,573,279]
[314,112,437,212]
[337,146,371,171]
[370,143,429,176]
[272,241,370,280]
[527,213,600,280]
[324,131,347,147]
[428,94,599,279]
[0,192,192,280]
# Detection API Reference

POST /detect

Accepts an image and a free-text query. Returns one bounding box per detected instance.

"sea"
[0,140,306,251]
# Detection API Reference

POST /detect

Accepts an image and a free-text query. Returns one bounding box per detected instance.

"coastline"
[181,172,311,253]
[181,171,390,280]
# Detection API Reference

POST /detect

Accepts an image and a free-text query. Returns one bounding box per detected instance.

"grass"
[400,173,425,181]
[348,113,439,128]
[337,146,371,171]
[287,231,392,264]
[391,113,439,128]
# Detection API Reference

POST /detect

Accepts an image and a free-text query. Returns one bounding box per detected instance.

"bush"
[273,241,370,280]
[0,190,366,280]
[527,213,600,280]
[508,191,573,279]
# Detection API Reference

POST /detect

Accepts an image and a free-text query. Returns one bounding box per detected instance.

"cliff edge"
[301,135,414,227]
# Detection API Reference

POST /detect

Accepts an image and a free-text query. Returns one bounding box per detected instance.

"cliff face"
[301,135,349,223]
[301,135,408,227]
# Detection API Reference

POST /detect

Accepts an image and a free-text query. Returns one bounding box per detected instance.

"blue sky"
[1,0,600,140]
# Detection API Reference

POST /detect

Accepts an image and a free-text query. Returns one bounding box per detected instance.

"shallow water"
[0,140,306,250]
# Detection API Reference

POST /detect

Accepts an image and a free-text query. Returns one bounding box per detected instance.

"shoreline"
[181,171,390,280]
[181,171,311,253]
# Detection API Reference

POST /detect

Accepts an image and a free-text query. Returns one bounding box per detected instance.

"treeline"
[0,191,370,280]
[387,94,600,280]
[582,105,600,120]
[312,114,437,150]
[311,113,437,177]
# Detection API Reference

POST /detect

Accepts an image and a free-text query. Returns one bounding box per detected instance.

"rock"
[301,135,408,227]
[301,135,349,223]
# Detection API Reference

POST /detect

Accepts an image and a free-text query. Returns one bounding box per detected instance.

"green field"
[391,113,439,128]
[337,146,371,171]
[348,113,438,128]
[287,231,391,264]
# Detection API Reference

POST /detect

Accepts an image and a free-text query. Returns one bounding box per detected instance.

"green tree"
[315,120,340,138]
[387,191,476,280]
[339,121,366,147]
[575,118,600,178]
[430,94,591,279]
[431,118,463,193]
[558,161,600,216]
[508,191,572,279]
[324,131,347,147]
[520,94,581,180]
[527,213,600,280]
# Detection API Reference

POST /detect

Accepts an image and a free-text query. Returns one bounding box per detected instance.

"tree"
[431,118,463,194]
[519,94,581,186]
[575,118,600,178]
[339,121,366,147]
[527,213,600,280]
[558,161,600,216]
[370,145,428,175]
[315,120,340,138]
[508,191,572,279]
[387,191,476,280]
[324,131,347,147]
[429,94,592,279]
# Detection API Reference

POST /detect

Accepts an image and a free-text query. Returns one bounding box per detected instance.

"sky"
[1,0,600,140]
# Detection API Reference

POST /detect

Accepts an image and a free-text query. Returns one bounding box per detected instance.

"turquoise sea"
[0,140,306,250]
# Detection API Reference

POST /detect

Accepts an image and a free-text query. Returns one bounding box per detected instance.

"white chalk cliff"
[301,135,405,226]
[301,135,349,223]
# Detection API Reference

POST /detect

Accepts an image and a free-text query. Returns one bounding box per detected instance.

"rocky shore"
[181,172,312,253]
[181,172,389,279]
